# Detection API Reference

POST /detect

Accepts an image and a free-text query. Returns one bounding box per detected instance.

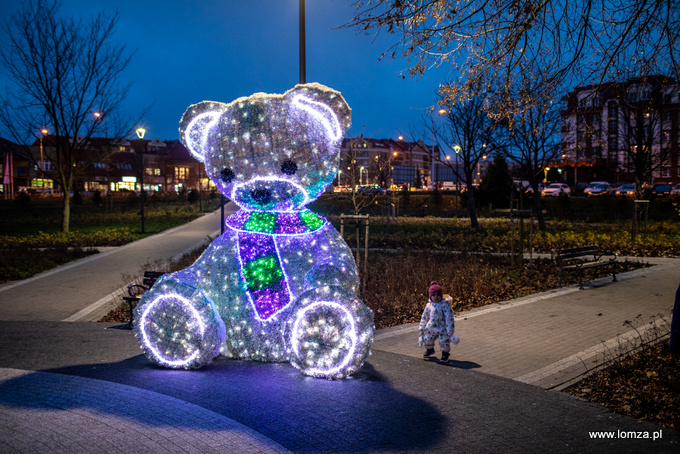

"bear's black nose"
[251,188,272,205]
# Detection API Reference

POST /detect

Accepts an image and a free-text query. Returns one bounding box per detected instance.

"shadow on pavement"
[0,354,446,452]
[423,356,482,369]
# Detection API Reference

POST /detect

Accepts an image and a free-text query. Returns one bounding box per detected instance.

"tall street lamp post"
[39,128,48,177]
[477,153,487,186]
[136,127,147,234]
[452,144,461,209]
[299,0,306,84]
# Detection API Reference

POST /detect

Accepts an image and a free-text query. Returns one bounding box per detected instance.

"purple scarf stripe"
[250,281,290,320]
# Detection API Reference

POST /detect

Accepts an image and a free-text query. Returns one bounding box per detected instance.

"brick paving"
[0,368,290,454]
[0,211,678,452]
[376,259,679,390]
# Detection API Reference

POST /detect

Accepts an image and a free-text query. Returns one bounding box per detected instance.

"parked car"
[583,181,611,197]
[651,183,673,197]
[671,183,680,197]
[573,182,589,195]
[357,185,386,195]
[540,183,571,197]
[440,181,467,192]
[612,183,636,198]
[609,182,626,192]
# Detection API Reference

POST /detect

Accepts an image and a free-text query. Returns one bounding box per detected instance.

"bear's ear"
[286,83,351,142]
[179,101,228,161]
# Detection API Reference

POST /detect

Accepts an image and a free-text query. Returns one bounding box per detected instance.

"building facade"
[560,75,680,184]
[1,135,212,197]
[339,137,445,189]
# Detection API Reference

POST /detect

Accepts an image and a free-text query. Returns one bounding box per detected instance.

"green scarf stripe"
[242,255,283,290]
[299,211,324,230]
[244,212,276,233]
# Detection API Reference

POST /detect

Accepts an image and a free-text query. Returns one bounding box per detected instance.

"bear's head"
[179,83,351,211]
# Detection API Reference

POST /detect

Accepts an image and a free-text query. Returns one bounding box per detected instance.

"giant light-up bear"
[133,83,374,379]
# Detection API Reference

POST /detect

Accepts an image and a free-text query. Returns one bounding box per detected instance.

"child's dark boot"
[440,352,450,363]
[423,348,435,358]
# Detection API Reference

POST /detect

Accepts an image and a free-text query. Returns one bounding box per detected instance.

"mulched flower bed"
[102,251,646,329]
[359,252,645,329]
[566,339,679,431]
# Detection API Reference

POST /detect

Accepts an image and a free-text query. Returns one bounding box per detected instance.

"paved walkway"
[376,258,679,390]
[0,214,678,452]
[0,205,235,322]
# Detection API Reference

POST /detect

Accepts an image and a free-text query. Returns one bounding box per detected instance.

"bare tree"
[501,87,562,232]
[338,136,391,215]
[430,88,500,231]
[613,81,678,199]
[346,1,680,114]
[0,0,137,232]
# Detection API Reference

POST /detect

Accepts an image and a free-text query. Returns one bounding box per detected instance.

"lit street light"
[39,128,48,176]
[136,127,147,233]
[477,152,487,186]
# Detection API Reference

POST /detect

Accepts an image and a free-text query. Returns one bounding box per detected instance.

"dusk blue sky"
[0,0,453,146]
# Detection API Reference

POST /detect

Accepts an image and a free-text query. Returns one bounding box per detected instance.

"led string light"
[135,83,373,379]
[135,288,225,369]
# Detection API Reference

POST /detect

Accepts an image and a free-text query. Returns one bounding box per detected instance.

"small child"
[418,281,458,363]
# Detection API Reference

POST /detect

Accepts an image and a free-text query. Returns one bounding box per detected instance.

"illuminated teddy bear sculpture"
[133,83,374,379]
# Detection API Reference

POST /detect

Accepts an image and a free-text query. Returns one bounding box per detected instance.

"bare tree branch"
[346,0,679,115]
[0,0,139,232]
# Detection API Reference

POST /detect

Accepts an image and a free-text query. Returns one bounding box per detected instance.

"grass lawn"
[0,193,221,282]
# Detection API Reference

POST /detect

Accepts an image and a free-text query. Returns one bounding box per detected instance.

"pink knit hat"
[428,281,443,298]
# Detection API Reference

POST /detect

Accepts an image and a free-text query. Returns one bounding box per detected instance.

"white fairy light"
[135,83,372,379]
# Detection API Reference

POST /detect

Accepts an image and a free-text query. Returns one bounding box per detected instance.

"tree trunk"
[61,191,71,233]
[466,186,481,232]
[533,194,546,232]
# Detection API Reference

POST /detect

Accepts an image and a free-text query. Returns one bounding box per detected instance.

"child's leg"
[438,336,451,362]
[422,333,436,357]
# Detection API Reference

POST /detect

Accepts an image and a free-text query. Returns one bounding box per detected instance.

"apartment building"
[560,75,680,184]
[2,135,211,196]
[339,137,441,189]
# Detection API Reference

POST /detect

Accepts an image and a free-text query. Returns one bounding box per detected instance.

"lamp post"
[360,166,366,185]
[136,127,147,234]
[39,128,48,177]
[94,111,107,138]
[477,153,487,186]
[299,0,306,84]
[397,135,413,190]
[452,144,461,199]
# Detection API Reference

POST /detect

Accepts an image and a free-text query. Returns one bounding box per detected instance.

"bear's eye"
[281,160,297,175]
[220,167,236,183]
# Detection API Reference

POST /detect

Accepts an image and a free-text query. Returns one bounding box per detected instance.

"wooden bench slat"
[555,245,617,290]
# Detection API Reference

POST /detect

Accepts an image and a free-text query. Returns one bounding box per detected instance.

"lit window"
[175,167,189,180]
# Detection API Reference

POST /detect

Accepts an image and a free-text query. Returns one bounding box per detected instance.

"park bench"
[121,271,165,328]
[555,246,617,290]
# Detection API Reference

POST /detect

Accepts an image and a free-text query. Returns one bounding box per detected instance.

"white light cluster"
[134,83,373,379]
[287,287,374,379]
[134,283,225,369]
